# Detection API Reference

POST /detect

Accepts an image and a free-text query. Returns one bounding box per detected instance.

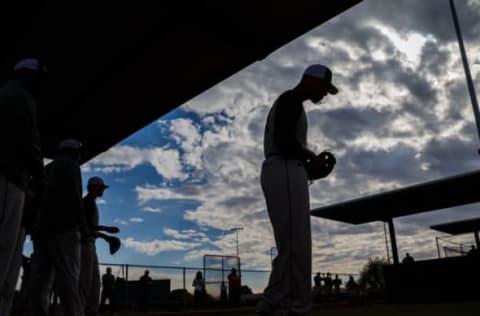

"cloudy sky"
[30,0,480,290]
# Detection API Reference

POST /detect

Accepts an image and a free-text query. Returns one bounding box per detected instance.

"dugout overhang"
[0,0,362,163]
[311,169,480,264]
[431,217,480,248]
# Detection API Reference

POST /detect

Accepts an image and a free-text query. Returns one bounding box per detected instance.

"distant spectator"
[402,253,415,264]
[346,276,358,291]
[312,272,323,302]
[241,285,253,295]
[324,273,333,299]
[346,275,359,303]
[313,272,322,289]
[138,270,152,311]
[467,245,480,256]
[192,271,206,307]
[100,267,115,314]
[333,274,342,295]
[220,281,228,302]
[228,268,241,304]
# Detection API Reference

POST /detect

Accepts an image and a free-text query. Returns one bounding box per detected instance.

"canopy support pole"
[474,230,480,249]
[387,218,399,265]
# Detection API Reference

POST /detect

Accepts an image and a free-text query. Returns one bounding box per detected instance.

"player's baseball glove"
[305,151,336,180]
[103,235,121,255]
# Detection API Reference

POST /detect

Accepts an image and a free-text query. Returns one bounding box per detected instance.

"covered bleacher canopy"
[311,169,480,264]
[431,217,480,248]
[0,0,362,162]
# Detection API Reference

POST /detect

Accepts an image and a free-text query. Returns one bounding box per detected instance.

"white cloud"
[169,118,203,168]
[141,206,163,213]
[129,217,144,223]
[86,145,187,180]
[122,237,201,256]
[114,218,129,226]
[136,186,196,204]
[163,228,208,241]
[369,23,436,67]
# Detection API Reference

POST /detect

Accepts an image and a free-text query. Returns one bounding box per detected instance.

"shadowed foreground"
[115,303,480,316]
[303,303,480,316]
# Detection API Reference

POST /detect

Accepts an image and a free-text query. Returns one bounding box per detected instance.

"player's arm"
[95,225,120,234]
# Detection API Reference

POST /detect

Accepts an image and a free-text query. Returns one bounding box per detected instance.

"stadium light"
[449,0,480,152]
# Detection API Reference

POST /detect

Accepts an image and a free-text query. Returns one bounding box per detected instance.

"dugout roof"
[430,217,480,236]
[311,169,480,224]
[0,0,362,163]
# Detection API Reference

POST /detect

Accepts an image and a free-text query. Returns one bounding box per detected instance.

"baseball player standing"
[79,176,119,316]
[0,58,46,316]
[257,65,337,316]
[31,139,85,316]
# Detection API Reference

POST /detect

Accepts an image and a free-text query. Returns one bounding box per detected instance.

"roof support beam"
[387,218,399,265]
[475,230,480,249]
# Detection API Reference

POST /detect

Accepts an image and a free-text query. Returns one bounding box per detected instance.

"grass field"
[307,303,480,316]
[230,303,480,316]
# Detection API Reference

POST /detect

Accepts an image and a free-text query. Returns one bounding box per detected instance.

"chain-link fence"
[96,262,359,307]
[435,236,476,258]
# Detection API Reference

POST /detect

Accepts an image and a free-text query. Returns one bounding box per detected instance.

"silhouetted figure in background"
[228,268,241,304]
[80,176,118,316]
[0,58,46,316]
[220,281,228,302]
[333,274,343,295]
[467,245,479,256]
[346,275,359,303]
[192,271,206,308]
[138,270,153,311]
[257,64,338,316]
[402,253,415,264]
[312,272,323,302]
[100,267,116,314]
[30,139,85,316]
[324,273,333,300]
[314,272,322,289]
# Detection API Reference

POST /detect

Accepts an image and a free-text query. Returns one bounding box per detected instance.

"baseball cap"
[13,58,47,72]
[58,138,82,150]
[303,64,338,94]
[88,176,109,188]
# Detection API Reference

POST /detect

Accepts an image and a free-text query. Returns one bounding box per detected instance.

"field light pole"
[230,227,243,258]
[449,0,480,150]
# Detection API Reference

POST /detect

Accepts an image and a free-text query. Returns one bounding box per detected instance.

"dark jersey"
[264,90,313,161]
[36,155,83,237]
[83,194,99,242]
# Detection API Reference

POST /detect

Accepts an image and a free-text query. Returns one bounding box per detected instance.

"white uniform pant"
[260,157,311,315]
[0,228,26,316]
[79,242,100,316]
[0,174,25,288]
[31,231,83,316]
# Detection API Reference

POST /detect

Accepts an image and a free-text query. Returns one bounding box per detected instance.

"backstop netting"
[203,255,240,298]
[443,246,468,257]
[436,235,475,258]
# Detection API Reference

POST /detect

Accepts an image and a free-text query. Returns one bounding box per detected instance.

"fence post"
[183,267,186,290]
[436,237,441,258]
[126,264,129,307]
